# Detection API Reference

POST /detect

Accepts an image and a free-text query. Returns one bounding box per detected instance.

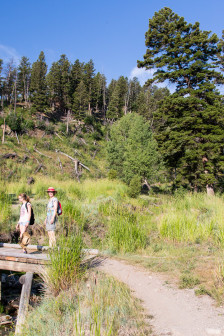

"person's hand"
[16,223,19,231]
[44,219,46,225]
[50,218,54,225]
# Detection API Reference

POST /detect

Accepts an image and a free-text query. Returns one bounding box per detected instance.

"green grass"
[42,233,85,296]
[22,272,152,336]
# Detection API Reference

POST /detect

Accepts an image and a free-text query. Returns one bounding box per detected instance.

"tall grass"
[159,193,224,244]
[0,189,12,229]
[22,272,150,336]
[42,233,84,296]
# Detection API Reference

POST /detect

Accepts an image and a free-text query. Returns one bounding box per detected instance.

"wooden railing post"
[15,272,33,335]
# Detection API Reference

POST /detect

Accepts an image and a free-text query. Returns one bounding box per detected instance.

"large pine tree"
[138,7,224,193]
[30,51,48,113]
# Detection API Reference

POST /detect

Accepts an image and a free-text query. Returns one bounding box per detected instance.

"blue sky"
[1,0,224,86]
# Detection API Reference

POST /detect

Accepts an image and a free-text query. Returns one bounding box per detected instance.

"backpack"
[25,202,35,225]
[57,201,62,216]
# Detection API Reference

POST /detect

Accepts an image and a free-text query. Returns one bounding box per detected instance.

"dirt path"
[99,258,224,336]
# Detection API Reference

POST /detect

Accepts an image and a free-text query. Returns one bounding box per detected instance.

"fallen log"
[33,146,52,159]
[1,153,17,159]
[56,150,90,171]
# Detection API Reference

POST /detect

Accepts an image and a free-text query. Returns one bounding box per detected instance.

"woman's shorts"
[19,221,29,226]
[46,223,56,232]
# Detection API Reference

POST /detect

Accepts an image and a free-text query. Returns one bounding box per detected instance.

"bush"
[128,176,141,198]
[6,113,24,133]
[108,169,117,180]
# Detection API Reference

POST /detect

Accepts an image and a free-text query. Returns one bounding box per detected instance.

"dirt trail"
[99,259,224,336]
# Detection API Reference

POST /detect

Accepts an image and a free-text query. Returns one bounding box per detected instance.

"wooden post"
[2,118,5,144]
[15,272,33,335]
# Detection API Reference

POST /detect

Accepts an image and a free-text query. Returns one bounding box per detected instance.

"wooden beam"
[15,272,33,335]
[0,260,44,273]
[0,251,49,263]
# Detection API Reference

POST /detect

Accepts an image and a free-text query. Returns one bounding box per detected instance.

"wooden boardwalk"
[0,243,49,273]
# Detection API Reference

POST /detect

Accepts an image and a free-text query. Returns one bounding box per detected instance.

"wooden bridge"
[0,243,98,334]
[0,243,49,334]
[0,243,49,273]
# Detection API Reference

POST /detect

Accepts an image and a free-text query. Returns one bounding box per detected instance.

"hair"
[19,193,30,203]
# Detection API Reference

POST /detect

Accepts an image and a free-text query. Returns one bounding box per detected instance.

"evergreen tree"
[107,113,162,185]
[83,59,95,115]
[18,56,31,103]
[107,76,128,119]
[73,80,88,119]
[70,59,84,94]
[30,51,48,113]
[138,7,224,192]
[0,59,3,110]
[3,59,16,105]
[127,77,142,113]
[92,72,107,118]
[137,85,170,124]
[47,54,71,114]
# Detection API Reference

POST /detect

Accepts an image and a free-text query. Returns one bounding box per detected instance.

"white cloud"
[129,66,177,93]
[129,66,155,85]
[0,44,21,64]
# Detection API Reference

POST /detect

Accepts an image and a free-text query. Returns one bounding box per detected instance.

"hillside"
[0,113,108,183]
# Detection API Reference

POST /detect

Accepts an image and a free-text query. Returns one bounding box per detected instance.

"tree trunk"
[206,184,214,196]
[2,119,5,144]
[14,70,17,114]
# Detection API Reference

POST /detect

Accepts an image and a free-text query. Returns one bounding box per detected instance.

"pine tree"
[138,7,224,193]
[107,76,128,119]
[92,72,107,118]
[3,59,16,105]
[70,59,84,94]
[73,80,88,120]
[47,54,71,115]
[18,56,31,103]
[83,59,95,115]
[0,59,3,110]
[30,51,48,113]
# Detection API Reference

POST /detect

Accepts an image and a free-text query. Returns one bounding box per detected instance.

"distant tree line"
[0,52,169,123]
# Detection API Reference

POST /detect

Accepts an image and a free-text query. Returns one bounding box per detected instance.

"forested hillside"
[1,7,224,195]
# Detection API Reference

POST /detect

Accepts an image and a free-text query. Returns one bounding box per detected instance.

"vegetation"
[1,5,224,333]
[22,272,151,336]
[138,7,224,193]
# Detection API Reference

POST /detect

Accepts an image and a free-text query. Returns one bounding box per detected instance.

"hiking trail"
[99,258,224,336]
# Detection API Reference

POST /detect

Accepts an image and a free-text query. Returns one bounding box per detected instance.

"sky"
[1,0,224,87]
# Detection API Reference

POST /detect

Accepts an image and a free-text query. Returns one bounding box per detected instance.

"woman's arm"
[50,200,58,224]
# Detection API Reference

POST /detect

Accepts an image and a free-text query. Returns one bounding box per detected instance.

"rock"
[27,177,35,185]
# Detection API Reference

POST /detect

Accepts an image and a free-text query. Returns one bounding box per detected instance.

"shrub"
[6,113,24,134]
[128,176,141,198]
[108,169,117,180]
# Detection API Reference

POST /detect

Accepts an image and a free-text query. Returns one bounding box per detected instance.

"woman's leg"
[48,231,56,247]
[19,225,27,252]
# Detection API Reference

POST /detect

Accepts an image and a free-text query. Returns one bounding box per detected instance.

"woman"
[16,193,31,253]
[45,187,58,247]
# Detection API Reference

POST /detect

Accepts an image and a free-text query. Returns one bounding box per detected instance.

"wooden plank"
[15,272,33,335]
[0,260,44,273]
[0,243,49,251]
